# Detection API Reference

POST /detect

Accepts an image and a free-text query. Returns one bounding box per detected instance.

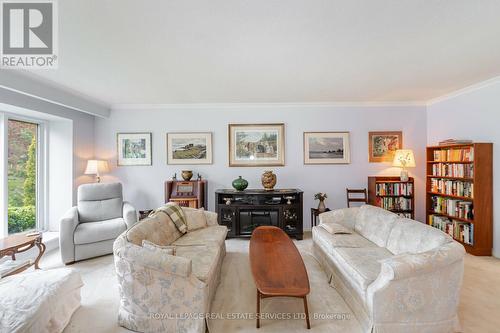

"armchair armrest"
[318,207,359,230]
[122,201,138,228]
[378,241,465,281]
[59,206,79,264]
[114,239,192,278]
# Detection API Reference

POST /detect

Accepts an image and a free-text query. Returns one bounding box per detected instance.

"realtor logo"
[1,0,58,68]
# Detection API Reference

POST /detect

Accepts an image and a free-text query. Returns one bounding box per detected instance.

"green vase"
[232,176,248,191]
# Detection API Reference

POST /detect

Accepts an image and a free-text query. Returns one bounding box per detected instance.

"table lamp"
[84,159,109,183]
[392,149,415,181]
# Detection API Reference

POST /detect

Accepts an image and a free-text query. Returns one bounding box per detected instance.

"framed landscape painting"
[304,132,351,164]
[228,123,285,167]
[369,131,403,162]
[167,132,213,164]
[117,132,152,166]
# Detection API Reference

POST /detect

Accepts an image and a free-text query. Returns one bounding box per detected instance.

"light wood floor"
[459,254,500,332]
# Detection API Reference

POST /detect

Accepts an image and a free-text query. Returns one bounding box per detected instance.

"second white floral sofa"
[113,206,227,333]
[312,205,465,333]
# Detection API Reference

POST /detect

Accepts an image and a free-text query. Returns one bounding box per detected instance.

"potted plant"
[314,192,328,212]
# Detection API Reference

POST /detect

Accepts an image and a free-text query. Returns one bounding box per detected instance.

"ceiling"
[13,0,500,105]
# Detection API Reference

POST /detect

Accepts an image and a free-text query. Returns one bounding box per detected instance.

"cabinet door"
[218,206,236,237]
[282,206,301,235]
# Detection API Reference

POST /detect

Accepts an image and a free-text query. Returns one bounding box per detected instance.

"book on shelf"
[376,196,412,211]
[430,196,474,220]
[397,212,412,219]
[375,182,413,196]
[438,139,473,146]
[428,215,474,245]
[430,179,473,198]
[431,163,474,178]
[433,147,474,162]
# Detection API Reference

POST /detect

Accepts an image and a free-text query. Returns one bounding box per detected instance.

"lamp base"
[400,169,409,182]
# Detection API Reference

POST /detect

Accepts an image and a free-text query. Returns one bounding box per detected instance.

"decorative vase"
[181,170,193,181]
[261,170,277,191]
[232,176,248,191]
[317,199,326,212]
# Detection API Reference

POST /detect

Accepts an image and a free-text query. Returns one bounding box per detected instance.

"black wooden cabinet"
[215,189,304,239]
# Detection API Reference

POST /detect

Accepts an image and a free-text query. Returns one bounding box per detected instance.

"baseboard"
[492,248,500,259]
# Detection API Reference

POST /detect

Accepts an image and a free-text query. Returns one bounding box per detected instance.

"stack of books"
[431,163,474,178]
[433,147,474,162]
[430,196,474,220]
[375,182,413,196]
[438,139,473,146]
[376,196,412,211]
[428,215,474,245]
[430,179,474,198]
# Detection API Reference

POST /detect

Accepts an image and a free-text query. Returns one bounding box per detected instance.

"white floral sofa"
[312,205,465,333]
[113,207,227,333]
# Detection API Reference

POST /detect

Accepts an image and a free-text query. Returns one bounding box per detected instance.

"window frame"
[0,112,48,236]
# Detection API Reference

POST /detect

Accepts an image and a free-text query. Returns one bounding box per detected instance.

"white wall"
[427,79,500,258]
[95,105,428,228]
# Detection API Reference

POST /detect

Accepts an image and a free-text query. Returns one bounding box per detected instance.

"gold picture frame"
[166,132,213,165]
[368,131,403,163]
[228,123,285,167]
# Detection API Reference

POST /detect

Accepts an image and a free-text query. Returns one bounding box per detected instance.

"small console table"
[215,189,304,240]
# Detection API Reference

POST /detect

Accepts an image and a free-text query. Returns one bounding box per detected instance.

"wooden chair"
[346,188,368,207]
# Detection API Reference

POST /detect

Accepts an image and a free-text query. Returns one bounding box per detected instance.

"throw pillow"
[142,240,176,255]
[320,222,352,235]
[183,207,208,231]
[157,202,188,234]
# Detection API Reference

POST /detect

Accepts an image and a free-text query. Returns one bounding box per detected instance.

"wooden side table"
[0,233,45,277]
[310,208,331,227]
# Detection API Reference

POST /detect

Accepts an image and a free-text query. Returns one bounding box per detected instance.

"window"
[0,113,46,237]
[7,119,39,234]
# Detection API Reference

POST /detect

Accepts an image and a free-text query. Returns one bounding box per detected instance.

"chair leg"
[303,296,311,329]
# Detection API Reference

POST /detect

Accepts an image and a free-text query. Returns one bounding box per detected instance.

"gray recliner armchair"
[59,182,138,264]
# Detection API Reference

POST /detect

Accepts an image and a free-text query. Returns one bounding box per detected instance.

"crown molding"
[427,76,500,106]
[111,101,426,110]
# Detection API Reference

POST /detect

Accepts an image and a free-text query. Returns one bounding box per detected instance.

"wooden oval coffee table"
[0,233,45,277]
[249,226,311,329]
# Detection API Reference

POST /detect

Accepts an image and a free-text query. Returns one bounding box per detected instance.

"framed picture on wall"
[167,132,213,164]
[368,131,403,162]
[117,132,152,166]
[303,132,351,164]
[228,123,285,167]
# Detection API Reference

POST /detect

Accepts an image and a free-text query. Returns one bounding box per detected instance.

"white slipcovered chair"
[59,182,138,264]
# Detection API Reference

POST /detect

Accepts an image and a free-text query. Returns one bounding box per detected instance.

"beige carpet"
[38,236,500,333]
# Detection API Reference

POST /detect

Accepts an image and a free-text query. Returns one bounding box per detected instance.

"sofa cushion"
[78,183,123,223]
[126,212,182,246]
[320,223,352,234]
[176,245,221,283]
[333,247,393,291]
[142,240,176,255]
[386,218,452,255]
[183,207,208,231]
[74,218,126,244]
[172,225,228,247]
[313,226,378,253]
[355,205,398,247]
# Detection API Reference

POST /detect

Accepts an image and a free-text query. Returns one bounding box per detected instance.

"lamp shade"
[392,149,416,168]
[84,160,109,175]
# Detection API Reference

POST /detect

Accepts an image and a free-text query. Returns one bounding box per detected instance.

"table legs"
[34,239,46,269]
[256,291,311,329]
[256,290,261,328]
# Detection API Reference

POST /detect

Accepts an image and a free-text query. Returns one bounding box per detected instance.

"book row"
[430,163,474,178]
[430,196,474,220]
[375,182,413,196]
[376,197,412,212]
[432,147,474,162]
[428,215,474,245]
[430,179,474,198]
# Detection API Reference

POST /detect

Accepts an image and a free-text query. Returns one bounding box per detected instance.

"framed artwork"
[304,132,351,164]
[228,123,285,167]
[369,131,403,162]
[117,132,152,166]
[167,132,213,164]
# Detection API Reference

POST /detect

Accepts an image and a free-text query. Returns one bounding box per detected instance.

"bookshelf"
[368,176,415,219]
[426,143,493,256]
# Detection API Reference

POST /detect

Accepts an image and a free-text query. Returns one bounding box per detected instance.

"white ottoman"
[0,268,83,333]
